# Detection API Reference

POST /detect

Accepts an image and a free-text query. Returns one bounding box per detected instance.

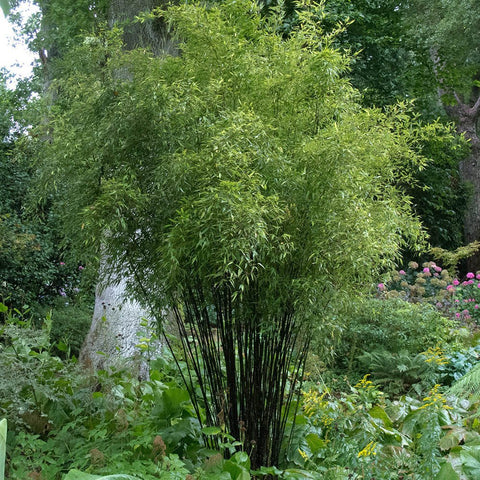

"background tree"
[401,0,480,270]
[317,0,471,257]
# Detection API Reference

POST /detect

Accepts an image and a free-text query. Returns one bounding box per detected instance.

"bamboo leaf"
[0,0,10,17]
[0,418,6,480]
[64,470,140,480]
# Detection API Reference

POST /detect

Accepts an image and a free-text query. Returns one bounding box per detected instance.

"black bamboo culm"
[168,276,309,470]
[132,258,308,468]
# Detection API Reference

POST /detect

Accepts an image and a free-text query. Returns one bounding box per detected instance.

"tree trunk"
[108,0,177,56]
[79,270,161,378]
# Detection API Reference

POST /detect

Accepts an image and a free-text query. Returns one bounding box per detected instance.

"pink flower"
[377,283,385,291]
[462,309,470,315]
[477,274,480,280]
[423,267,430,274]
[475,305,479,310]
[60,262,66,266]
[434,266,442,272]
[468,280,474,285]
[467,272,475,279]
[79,265,85,271]
[447,285,455,292]
[399,270,406,275]
[453,279,460,286]
[455,312,461,318]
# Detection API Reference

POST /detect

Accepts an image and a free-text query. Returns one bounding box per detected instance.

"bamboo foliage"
[34,0,429,468]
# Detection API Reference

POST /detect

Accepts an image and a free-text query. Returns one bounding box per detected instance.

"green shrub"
[333,297,455,372]
[46,301,93,358]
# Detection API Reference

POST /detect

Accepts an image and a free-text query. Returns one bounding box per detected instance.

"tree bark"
[79,271,161,378]
[108,0,177,56]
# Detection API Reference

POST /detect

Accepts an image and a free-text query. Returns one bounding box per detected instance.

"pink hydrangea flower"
[434,266,442,272]
[475,305,479,310]
[79,265,85,271]
[377,283,385,291]
[467,272,475,279]
[423,267,430,274]
[60,262,65,266]
[447,285,455,292]
[453,279,460,286]
[399,270,406,275]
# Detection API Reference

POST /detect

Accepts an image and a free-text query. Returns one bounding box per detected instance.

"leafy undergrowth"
[2,300,480,480]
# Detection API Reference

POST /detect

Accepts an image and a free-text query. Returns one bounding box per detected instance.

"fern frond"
[448,362,480,400]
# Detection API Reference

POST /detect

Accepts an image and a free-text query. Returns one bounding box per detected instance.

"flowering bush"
[289,377,470,479]
[380,260,452,305]
[380,261,480,326]
[445,272,480,324]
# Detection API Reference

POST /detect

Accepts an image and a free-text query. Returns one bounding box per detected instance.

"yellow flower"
[302,388,327,417]
[358,441,377,458]
[298,449,309,461]
[418,384,452,410]
[421,346,449,366]
[354,374,375,390]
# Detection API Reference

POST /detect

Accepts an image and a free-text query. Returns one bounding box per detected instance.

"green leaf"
[460,445,480,477]
[0,303,7,313]
[202,426,222,436]
[0,0,10,17]
[0,419,6,480]
[439,427,468,451]
[223,459,251,480]
[305,433,328,453]
[230,451,250,470]
[435,462,460,480]
[369,406,393,428]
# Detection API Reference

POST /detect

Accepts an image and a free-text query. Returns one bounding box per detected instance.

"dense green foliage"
[3,0,480,477]
[2,303,480,479]
[28,0,439,467]
[333,297,454,370]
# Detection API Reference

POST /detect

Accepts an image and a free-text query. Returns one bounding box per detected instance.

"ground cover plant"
[3,283,480,480]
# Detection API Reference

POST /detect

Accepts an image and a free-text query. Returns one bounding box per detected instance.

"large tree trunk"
[109,0,177,56]
[79,269,161,378]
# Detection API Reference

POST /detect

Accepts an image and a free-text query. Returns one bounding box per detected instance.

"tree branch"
[469,93,480,118]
